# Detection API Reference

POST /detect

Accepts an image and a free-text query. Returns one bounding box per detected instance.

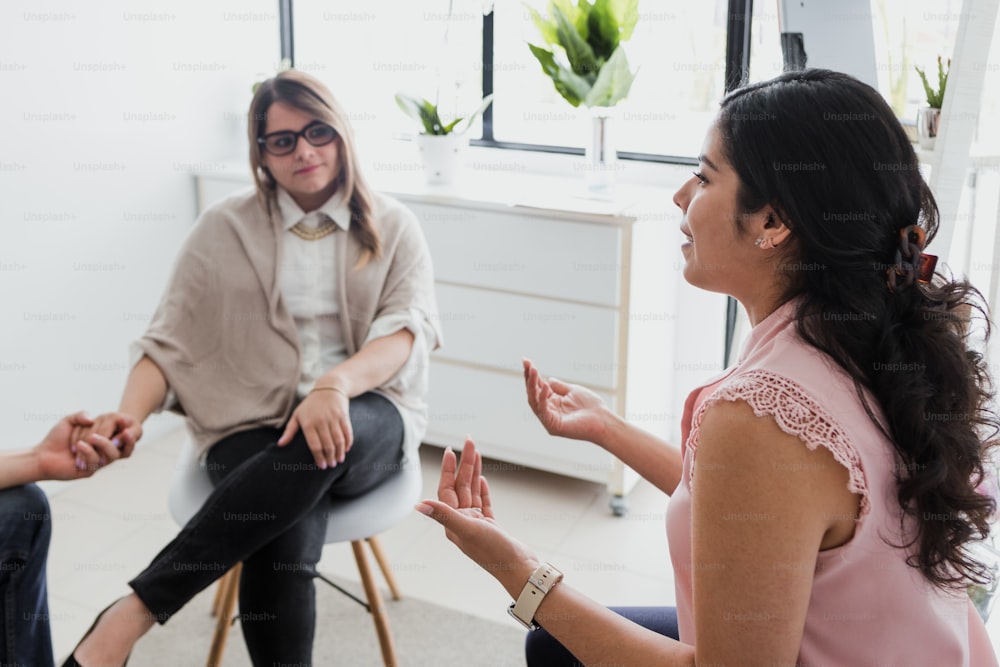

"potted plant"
[914,56,949,150]
[395,92,494,184]
[526,0,639,192]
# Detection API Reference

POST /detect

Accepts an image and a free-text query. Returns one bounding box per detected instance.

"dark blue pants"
[130,392,404,667]
[525,605,679,666]
[0,484,54,667]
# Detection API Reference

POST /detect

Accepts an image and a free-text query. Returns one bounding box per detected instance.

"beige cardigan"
[137,189,442,458]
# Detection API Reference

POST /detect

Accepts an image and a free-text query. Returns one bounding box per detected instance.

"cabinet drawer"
[425,363,615,483]
[408,202,623,307]
[434,284,619,389]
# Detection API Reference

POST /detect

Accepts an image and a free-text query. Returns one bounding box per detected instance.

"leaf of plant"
[551,0,583,35]
[587,0,619,60]
[553,3,599,81]
[611,0,639,40]
[936,56,949,108]
[441,118,464,134]
[419,98,446,134]
[396,93,431,131]
[528,43,590,107]
[452,93,494,135]
[526,3,559,45]
[584,45,635,107]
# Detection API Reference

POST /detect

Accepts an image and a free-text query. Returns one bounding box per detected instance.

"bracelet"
[507,562,563,630]
[309,385,349,399]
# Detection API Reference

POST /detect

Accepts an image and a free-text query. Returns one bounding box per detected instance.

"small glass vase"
[583,106,618,198]
[916,106,941,150]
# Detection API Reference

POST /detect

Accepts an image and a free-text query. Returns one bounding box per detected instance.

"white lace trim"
[686,369,870,517]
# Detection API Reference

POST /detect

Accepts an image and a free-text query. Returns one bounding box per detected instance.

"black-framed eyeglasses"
[257,121,337,156]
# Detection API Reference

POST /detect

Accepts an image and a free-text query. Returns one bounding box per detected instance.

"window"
[491,0,731,160]
[292,0,484,149]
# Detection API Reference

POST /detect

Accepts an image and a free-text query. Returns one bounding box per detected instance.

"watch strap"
[507,562,563,630]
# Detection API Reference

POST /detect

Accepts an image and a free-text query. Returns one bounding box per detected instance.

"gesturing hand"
[523,358,613,444]
[437,438,492,516]
[278,389,353,470]
[416,439,540,597]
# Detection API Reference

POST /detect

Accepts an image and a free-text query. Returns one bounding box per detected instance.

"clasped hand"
[41,411,140,480]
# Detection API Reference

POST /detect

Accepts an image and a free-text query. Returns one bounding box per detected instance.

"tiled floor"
[45,419,1000,663]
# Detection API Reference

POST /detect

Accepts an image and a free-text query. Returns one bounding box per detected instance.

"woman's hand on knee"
[278,391,354,470]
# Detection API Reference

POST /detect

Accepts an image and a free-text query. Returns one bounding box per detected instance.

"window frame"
[278,0,753,167]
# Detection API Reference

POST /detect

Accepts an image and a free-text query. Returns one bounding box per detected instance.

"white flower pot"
[916,106,941,150]
[416,133,468,185]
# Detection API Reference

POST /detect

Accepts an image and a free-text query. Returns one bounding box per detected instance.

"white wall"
[0,0,279,450]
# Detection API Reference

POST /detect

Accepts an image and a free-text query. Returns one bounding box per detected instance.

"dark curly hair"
[717,68,998,589]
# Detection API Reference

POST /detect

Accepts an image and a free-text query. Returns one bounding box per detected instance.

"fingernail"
[338,456,345,463]
[112,438,122,449]
[319,462,327,470]
[75,457,85,471]
[70,443,77,454]
[414,503,433,516]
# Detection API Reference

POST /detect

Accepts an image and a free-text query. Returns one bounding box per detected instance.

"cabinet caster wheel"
[609,494,628,517]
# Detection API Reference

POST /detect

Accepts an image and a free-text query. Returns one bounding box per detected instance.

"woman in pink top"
[417,68,999,666]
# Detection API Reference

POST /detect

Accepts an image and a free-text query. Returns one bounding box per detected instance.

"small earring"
[754,237,764,247]
[758,237,774,250]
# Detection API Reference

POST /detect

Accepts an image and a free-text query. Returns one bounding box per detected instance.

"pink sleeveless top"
[665,300,997,665]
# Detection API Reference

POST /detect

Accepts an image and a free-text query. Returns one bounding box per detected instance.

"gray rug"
[127,577,527,666]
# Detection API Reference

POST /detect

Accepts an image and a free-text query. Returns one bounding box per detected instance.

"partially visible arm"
[0,412,130,488]
[524,359,683,495]
[418,440,697,666]
[420,401,861,666]
[278,328,416,467]
[118,355,169,424]
[690,400,860,666]
[601,414,683,496]
[317,328,415,397]
[69,355,168,457]
[0,450,47,489]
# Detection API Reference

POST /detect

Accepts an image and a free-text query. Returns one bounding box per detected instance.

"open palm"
[523,358,611,444]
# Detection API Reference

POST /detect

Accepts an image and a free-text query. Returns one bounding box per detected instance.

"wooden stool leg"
[210,571,227,617]
[352,541,398,667]
[207,564,241,667]
[366,536,403,601]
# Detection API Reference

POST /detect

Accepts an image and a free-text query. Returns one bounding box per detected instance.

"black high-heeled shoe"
[61,597,131,667]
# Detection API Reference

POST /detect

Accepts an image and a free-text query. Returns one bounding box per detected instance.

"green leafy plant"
[915,56,950,109]
[526,0,639,108]
[394,93,494,135]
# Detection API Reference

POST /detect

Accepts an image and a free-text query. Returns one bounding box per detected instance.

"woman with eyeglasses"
[62,69,441,667]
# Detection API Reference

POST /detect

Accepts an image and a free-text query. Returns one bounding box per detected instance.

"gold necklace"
[289,219,338,241]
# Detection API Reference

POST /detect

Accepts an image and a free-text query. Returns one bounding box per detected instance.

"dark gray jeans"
[130,392,404,667]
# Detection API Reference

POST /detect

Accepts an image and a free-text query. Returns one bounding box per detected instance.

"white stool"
[167,437,423,667]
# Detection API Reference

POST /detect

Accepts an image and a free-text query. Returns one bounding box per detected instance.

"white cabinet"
[195,164,686,510]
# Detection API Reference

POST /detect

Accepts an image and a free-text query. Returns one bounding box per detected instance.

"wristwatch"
[507,562,563,630]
